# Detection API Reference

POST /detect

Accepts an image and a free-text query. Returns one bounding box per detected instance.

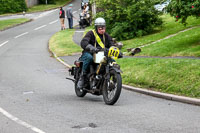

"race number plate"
[108,46,120,60]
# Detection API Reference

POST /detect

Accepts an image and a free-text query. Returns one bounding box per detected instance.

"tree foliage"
[167,0,200,25]
[0,0,27,14]
[93,0,163,40]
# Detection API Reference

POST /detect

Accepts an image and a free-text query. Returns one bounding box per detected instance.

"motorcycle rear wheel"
[102,70,122,105]
[74,68,87,97]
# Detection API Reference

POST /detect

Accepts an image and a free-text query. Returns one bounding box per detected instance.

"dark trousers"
[68,18,73,29]
[80,52,93,73]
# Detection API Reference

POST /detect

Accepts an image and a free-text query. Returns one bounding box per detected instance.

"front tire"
[102,70,122,105]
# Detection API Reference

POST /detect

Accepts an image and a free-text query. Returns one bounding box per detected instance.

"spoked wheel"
[102,70,122,105]
[74,68,87,97]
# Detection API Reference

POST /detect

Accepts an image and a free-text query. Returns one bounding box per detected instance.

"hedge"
[0,0,27,14]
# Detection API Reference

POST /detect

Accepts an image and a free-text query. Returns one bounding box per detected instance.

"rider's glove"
[91,47,99,53]
[85,44,99,53]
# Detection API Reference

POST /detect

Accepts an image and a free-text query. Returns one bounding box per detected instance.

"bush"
[93,0,163,40]
[39,0,55,4]
[0,0,27,14]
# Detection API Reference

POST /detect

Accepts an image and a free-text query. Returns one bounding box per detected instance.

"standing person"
[82,3,90,25]
[81,0,84,10]
[82,3,89,15]
[66,4,74,29]
[59,7,65,30]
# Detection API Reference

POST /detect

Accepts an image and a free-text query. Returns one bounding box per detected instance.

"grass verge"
[49,29,82,56]
[118,14,200,98]
[28,0,71,13]
[117,58,200,98]
[0,18,30,31]
[137,26,200,57]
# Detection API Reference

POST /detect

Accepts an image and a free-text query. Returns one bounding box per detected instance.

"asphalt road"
[0,0,200,133]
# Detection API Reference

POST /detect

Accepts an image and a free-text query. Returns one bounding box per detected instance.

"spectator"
[82,3,89,15]
[66,4,74,29]
[59,7,65,30]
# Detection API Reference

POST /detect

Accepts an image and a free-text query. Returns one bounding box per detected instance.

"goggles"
[97,26,106,29]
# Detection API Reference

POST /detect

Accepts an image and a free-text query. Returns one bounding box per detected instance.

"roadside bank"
[48,27,200,106]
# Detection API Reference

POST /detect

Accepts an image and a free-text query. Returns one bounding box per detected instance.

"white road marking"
[49,20,58,24]
[73,11,77,14]
[0,40,9,47]
[34,25,47,30]
[14,32,29,39]
[0,107,46,133]
[23,91,34,95]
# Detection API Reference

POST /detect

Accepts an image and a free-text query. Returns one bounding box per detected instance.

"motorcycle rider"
[77,17,116,89]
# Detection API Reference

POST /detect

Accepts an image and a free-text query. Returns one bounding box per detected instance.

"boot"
[77,71,86,89]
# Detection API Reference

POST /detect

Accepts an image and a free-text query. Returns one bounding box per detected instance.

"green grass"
[27,0,71,13]
[117,58,200,98]
[122,14,200,52]
[49,26,92,57]
[117,14,200,98]
[0,18,30,30]
[138,27,200,57]
[49,29,82,56]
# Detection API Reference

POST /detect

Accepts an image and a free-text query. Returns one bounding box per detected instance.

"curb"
[47,38,72,69]
[52,53,72,69]
[123,85,200,106]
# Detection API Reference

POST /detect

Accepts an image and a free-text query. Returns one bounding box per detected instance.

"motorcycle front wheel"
[74,68,87,97]
[102,70,122,105]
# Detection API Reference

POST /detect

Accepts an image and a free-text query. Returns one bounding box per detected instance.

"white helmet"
[94,17,106,26]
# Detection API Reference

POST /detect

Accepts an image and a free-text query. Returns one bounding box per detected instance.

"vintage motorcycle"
[79,12,91,29]
[68,46,123,105]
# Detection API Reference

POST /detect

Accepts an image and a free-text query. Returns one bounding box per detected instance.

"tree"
[92,0,163,40]
[167,0,200,25]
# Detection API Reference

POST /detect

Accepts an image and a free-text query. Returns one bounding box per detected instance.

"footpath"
[53,27,200,106]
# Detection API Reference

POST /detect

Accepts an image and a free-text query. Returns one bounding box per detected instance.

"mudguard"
[110,67,122,73]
